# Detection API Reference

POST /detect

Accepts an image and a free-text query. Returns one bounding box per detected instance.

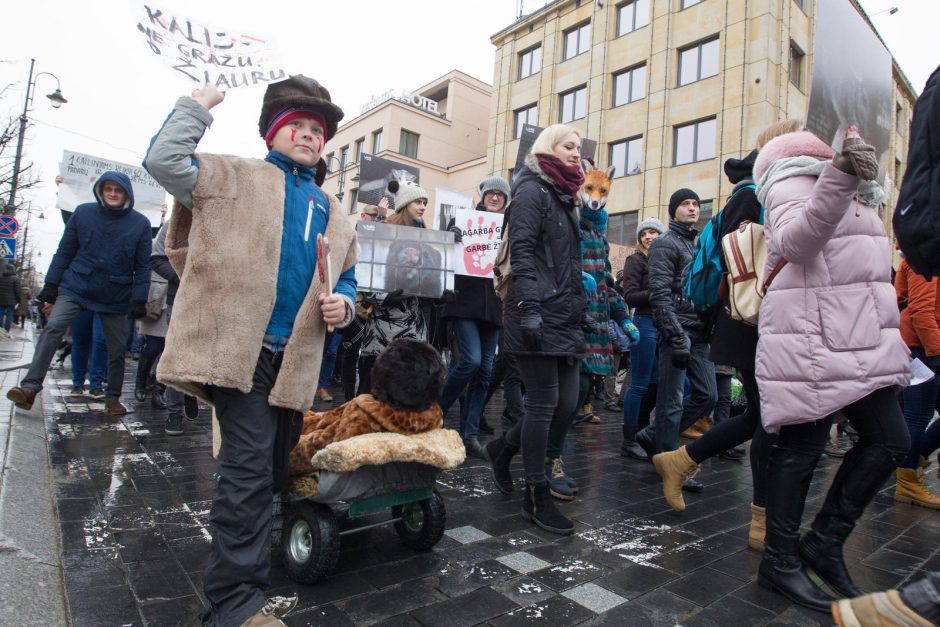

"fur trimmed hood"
[289,394,443,476]
[753,131,835,183]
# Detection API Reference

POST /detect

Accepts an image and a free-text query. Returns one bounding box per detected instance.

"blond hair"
[756,119,803,149]
[530,124,581,157]
[384,206,425,227]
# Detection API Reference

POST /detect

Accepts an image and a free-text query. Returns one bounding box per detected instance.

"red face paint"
[314,136,324,154]
[290,128,297,142]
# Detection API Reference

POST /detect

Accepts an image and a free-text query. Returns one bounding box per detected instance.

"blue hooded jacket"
[45,171,152,314]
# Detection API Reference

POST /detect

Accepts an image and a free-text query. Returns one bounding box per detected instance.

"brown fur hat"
[371,339,445,412]
[258,75,344,143]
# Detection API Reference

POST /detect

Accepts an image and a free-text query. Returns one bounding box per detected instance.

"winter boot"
[634,428,657,463]
[801,444,901,600]
[151,383,167,409]
[134,353,156,402]
[522,482,574,535]
[894,467,940,509]
[832,590,934,627]
[484,434,519,494]
[680,416,713,440]
[652,445,699,512]
[546,458,575,501]
[758,446,834,613]
[620,425,649,460]
[749,503,766,552]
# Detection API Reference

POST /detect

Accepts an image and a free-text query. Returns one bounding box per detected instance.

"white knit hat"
[636,217,665,241]
[391,181,428,212]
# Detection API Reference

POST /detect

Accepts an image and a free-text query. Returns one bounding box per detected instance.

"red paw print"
[464,215,498,276]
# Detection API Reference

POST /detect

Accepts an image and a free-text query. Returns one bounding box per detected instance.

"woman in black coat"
[485,124,586,536]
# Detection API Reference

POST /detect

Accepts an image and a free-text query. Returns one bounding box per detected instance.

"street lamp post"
[323,154,348,204]
[5,58,68,215]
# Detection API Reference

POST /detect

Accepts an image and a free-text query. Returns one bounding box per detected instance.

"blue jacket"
[45,171,152,314]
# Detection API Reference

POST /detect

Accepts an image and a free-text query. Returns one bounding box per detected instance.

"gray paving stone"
[444,524,492,544]
[561,582,626,614]
[496,551,552,574]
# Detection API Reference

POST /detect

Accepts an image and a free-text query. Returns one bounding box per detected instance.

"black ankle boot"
[134,353,155,402]
[799,444,900,599]
[484,435,519,494]
[620,425,648,460]
[522,482,574,535]
[758,446,834,612]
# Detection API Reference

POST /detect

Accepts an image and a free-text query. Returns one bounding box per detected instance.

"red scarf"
[536,155,585,200]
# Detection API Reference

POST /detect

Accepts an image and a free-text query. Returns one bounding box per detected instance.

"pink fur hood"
[753,131,835,182]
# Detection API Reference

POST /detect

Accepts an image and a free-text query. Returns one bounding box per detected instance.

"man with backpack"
[635,189,717,492]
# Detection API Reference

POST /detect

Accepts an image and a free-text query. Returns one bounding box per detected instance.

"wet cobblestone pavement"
[42,361,940,626]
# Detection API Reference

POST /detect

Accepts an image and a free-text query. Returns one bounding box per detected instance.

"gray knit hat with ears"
[636,217,665,241]
[390,180,428,212]
[479,176,511,202]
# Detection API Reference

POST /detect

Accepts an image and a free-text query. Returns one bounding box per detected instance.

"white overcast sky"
[1,0,937,266]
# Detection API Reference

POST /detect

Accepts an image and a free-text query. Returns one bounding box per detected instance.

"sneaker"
[105,399,128,416]
[69,386,84,396]
[546,458,575,501]
[88,388,105,400]
[165,413,184,436]
[719,446,747,461]
[316,387,333,402]
[589,413,601,424]
[6,386,38,410]
[184,395,199,420]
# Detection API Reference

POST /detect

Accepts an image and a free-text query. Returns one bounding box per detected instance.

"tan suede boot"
[894,467,940,509]
[680,417,712,440]
[652,446,699,512]
[748,503,766,552]
[832,590,933,627]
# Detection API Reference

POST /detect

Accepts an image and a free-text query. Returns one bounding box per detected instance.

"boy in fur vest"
[144,76,358,627]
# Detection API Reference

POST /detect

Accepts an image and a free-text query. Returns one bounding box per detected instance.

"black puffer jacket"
[621,251,652,316]
[648,220,703,347]
[0,265,21,308]
[709,153,761,369]
[443,203,502,327]
[502,154,585,357]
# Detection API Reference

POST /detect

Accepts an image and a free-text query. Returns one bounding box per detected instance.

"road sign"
[0,216,19,237]
[0,237,15,260]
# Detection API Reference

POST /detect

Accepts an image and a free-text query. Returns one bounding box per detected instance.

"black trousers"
[201,350,302,627]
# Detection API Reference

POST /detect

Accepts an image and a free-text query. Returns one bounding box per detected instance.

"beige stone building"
[488,0,918,247]
[320,70,493,228]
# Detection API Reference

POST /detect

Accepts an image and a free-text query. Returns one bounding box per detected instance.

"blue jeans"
[901,347,940,468]
[623,315,658,428]
[439,319,500,440]
[641,334,717,453]
[317,331,342,388]
[0,305,14,332]
[70,311,108,390]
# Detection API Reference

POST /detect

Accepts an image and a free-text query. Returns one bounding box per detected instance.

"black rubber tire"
[393,490,446,551]
[281,501,340,584]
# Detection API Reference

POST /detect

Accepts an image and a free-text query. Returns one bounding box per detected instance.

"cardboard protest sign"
[435,187,473,231]
[355,222,454,298]
[358,153,421,209]
[57,150,167,228]
[806,0,892,178]
[134,4,286,89]
[607,242,634,278]
[453,209,505,278]
[512,124,597,181]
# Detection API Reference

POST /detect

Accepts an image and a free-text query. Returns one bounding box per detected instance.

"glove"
[927,355,940,376]
[128,301,148,320]
[581,313,597,334]
[831,126,879,182]
[518,303,542,351]
[382,288,406,308]
[448,224,463,243]
[671,347,691,369]
[581,271,597,293]
[621,320,640,348]
[440,289,457,303]
[38,283,58,305]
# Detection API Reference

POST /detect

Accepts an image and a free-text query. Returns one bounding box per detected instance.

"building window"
[514,104,539,139]
[563,22,591,60]
[371,129,383,153]
[340,145,349,167]
[325,152,335,169]
[607,211,639,246]
[559,86,587,123]
[681,0,704,8]
[610,137,643,178]
[518,46,542,80]
[399,129,419,159]
[678,37,719,86]
[695,200,714,232]
[354,138,365,162]
[613,64,646,106]
[674,117,717,165]
[617,0,650,36]
[348,188,359,214]
[896,103,904,133]
[793,0,804,11]
[789,42,804,89]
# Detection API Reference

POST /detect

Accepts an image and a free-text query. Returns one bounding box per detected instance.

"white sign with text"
[454,208,504,279]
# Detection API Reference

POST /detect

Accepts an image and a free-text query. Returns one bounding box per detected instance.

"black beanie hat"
[723,149,759,184]
[668,188,700,218]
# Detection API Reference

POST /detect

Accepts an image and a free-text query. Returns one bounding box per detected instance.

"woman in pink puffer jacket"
[753,122,911,613]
